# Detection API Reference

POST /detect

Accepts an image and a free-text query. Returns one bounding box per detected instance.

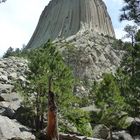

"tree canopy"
[120,0,140,24]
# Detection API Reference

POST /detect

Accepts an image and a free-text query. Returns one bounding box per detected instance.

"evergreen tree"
[3,47,14,58]
[120,0,140,24]
[94,74,126,139]
[117,29,140,117]
[20,41,74,138]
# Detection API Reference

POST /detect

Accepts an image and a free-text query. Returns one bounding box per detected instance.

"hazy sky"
[0,0,133,57]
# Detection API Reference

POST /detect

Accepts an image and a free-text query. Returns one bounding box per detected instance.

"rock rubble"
[0,57,35,140]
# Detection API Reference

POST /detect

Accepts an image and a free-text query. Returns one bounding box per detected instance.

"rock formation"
[0,57,35,140]
[55,31,124,82]
[0,57,140,140]
[27,0,115,49]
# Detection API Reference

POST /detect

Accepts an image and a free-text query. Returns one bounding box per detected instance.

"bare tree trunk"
[35,93,40,132]
[47,91,59,140]
[109,126,112,140]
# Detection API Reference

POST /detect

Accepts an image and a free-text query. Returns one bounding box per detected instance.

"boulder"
[0,61,6,68]
[0,96,4,101]
[0,84,14,94]
[0,106,15,119]
[0,75,8,83]
[18,76,27,87]
[128,118,140,136]
[0,101,21,119]
[0,92,22,102]
[0,115,35,140]
[59,133,101,140]
[134,136,140,140]
[112,131,133,140]
[93,124,109,139]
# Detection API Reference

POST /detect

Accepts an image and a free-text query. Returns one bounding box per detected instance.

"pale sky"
[0,0,133,57]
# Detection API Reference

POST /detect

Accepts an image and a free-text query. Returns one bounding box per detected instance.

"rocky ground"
[0,57,35,140]
[0,57,140,140]
[54,30,125,97]
[56,30,124,81]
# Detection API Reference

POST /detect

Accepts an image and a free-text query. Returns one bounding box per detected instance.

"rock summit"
[27,0,115,48]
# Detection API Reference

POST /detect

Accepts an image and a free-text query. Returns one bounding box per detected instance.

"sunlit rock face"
[27,0,115,48]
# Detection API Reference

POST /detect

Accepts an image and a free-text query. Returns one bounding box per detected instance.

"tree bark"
[109,126,112,140]
[47,90,59,140]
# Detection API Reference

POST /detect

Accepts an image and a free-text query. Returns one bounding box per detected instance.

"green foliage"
[15,41,75,133]
[116,29,140,117]
[94,73,126,129]
[124,25,137,39]
[3,45,29,58]
[111,39,124,50]
[63,109,92,136]
[3,47,14,58]
[120,0,140,24]
[12,41,94,137]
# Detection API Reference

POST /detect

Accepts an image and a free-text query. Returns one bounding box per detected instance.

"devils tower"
[27,0,115,49]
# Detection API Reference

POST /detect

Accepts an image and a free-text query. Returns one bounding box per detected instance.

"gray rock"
[0,75,8,83]
[8,73,17,80]
[0,102,15,118]
[0,84,14,93]
[93,124,109,139]
[59,133,101,140]
[81,104,100,113]
[18,76,27,87]
[18,76,26,82]
[128,118,140,136]
[1,100,21,110]
[2,107,15,119]
[27,0,115,49]
[57,30,124,82]
[0,101,21,118]
[0,68,4,72]
[0,115,35,140]
[0,92,21,102]
[0,61,6,68]
[112,131,133,140]
[0,106,6,116]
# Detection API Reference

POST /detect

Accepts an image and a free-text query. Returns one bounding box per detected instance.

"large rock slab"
[0,84,14,94]
[112,131,133,140]
[93,124,109,139]
[0,115,35,140]
[59,133,101,140]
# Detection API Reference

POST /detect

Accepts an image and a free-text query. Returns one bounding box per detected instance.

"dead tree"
[47,77,59,140]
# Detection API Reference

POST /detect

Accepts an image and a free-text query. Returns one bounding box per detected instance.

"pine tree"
[20,41,74,139]
[117,28,140,117]
[94,74,126,139]
[120,0,140,24]
[3,47,14,58]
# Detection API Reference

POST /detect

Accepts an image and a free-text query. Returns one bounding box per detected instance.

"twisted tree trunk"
[47,90,59,140]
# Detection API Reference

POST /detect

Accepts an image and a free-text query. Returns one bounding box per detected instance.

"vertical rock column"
[27,0,115,49]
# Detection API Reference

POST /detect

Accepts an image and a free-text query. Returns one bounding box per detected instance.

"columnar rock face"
[27,0,115,48]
